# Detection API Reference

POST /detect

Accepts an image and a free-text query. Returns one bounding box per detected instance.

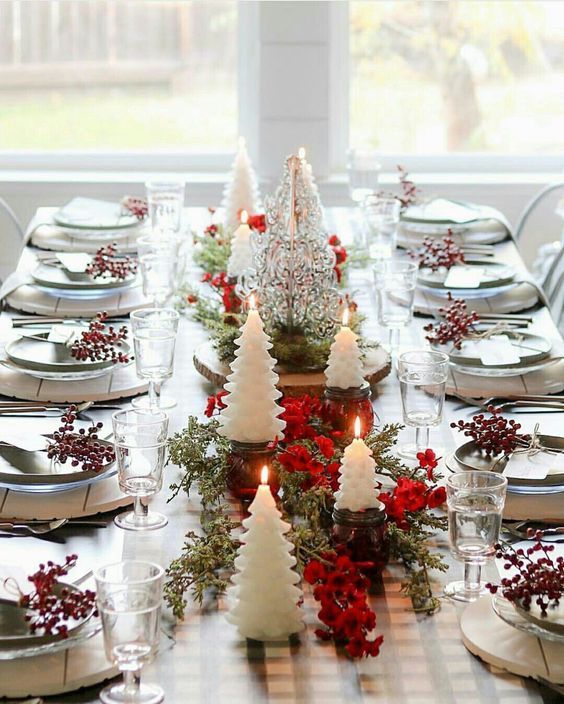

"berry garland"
[4,555,97,638]
[451,405,531,457]
[86,243,138,281]
[424,293,480,349]
[486,535,563,616]
[165,393,449,658]
[46,405,115,473]
[408,234,465,272]
[70,312,131,364]
[121,195,148,220]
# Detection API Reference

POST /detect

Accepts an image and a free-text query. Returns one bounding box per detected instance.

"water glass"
[112,409,169,531]
[95,560,164,704]
[131,308,180,411]
[362,195,401,260]
[145,180,185,235]
[137,233,187,292]
[445,472,507,602]
[398,350,449,459]
[373,260,418,351]
[347,149,382,204]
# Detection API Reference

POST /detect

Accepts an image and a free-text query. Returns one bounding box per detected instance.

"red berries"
[424,293,480,349]
[86,243,137,281]
[70,311,130,365]
[408,233,466,272]
[451,406,530,456]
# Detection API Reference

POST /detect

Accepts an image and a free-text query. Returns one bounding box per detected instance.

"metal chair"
[543,245,564,333]
[0,196,24,286]
[514,182,564,241]
[0,196,23,240]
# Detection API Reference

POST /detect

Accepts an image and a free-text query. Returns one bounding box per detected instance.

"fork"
[0,518,108,535]
[450,392,564,412]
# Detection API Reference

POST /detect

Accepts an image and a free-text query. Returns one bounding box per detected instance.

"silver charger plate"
[0,582,95,649]
[446,331,552,370]
[32,262,137,291]
[54,198,139,231]
[492,594,564,645]
[6,333,130,374]
[454,435,564,491]
[418,260,515,290]
[449,356,558,378]
[0,438,116,492]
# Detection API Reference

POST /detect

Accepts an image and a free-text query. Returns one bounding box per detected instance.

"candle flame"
[354,416,361,439]
[261,466,268,485]
[342,307,349,327]
[241,209,248,224]
[238,136,246,149]
[298,147,306,160]
[249,294,256,310]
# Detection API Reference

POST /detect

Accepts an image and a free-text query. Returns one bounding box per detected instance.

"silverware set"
[0,517,107,536]
[451,392,564,413]
[10,315,129,328]
[502,520,564,542]
[0,400,122,417]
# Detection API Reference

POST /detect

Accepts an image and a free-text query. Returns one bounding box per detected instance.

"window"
[0,0,237,152]
[350,1,564,155]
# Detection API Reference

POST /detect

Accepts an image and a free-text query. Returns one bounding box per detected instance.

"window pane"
[0,0,237,151]
[350,0,564,154]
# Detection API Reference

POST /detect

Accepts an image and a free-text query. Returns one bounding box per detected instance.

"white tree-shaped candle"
[218,297,286,443]
[222,137,260,232]
[226,467,304,641]
[227,209,254,280]
[325,308,365,389]
[335,417,382,512]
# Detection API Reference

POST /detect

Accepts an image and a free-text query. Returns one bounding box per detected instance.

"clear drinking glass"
[145,180,185,235]
[95,560,164,704]
[111,409,169,531]
[373,260,418,352]
[445,472,507,602]
[137,234,187,293]
[362,195,401,260]
[398,350,449,459]
[131,308,179,411]
[347,149,382,204]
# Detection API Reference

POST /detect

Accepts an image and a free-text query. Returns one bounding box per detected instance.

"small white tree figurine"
[226,467,304,641]
[222,137,260,232]
[218,298,286,443]
[227,209,254,280]
[335,417,382,512]
[325,308,365,389]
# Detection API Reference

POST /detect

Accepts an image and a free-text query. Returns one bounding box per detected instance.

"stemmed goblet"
[398,349,449,459]
[445,471,508,602]
[373,260,418,354]
[111,409,169,531]
[131,308,179,411]
[363,195,400,260]
[95,560,164,704]
[145,179,185,236]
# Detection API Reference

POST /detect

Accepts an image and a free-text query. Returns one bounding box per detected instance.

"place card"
[443,265,484,289]
[504,450,564,480]
[56,253,91,273]
[0,429,48,452]
[464,336,522,366]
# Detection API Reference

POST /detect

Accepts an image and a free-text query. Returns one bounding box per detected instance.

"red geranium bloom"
[427,486,446,508]
[314,435,335,460]
[247,213,266,233]
[304,560,326,584]
[328,234,341,246]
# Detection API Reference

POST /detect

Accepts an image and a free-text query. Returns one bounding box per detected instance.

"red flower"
[314,435,335,460]
[204,390,228,418]
[332,245,347,265]
[427,486,446,509]
[186,293,198,304]
[334,265,343,283]
[201,272,212,283]
[328,234,341,246]
[247,213,266,233]
[279,444,323,475]
[304,560,327,584]
[417,448,440,481]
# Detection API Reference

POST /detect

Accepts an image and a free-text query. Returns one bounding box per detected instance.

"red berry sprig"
[424,293,480,349]
[121,195,148,220]
[17,555,98,638]
[86,243,138,281]
[486,535,563,616]
[70,312,130,364]
[408,234,465,272]
[397,165,420,211]
[304,550,383,658]
[450,405,531,457]
[46,405,115,473]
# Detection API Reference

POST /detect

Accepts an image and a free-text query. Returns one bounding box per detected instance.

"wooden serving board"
[194,340,391,396]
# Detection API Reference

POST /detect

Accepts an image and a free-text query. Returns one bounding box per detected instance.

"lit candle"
[324,308,365,389]
[227,209,254,279]
[298,146,306,160]
[226,465,304,640]
[335,417,382,512]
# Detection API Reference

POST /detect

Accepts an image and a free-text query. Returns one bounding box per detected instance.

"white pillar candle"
[227,209,254,278]
[218,297,286,443]
[226,467,304,641]
[324,308,365,389]
[335,417,383,512]
[222,137,260,231]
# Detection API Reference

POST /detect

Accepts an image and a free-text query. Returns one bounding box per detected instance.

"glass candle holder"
[227,441,278,502]
[332,505,389,579]
[323,383,375,436]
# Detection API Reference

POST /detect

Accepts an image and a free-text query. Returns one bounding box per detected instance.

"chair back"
[543,246,564,333]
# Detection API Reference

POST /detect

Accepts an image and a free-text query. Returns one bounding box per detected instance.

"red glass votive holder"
[323,383,375,436]
[332,505,389,580]
[227,440,278,502]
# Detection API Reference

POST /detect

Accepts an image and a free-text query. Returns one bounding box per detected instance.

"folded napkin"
[0,271,33,300]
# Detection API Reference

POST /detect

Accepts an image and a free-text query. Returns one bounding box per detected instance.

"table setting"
[0,143,563,704]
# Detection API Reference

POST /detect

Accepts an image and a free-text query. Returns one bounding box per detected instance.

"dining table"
[0,206,562,704]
